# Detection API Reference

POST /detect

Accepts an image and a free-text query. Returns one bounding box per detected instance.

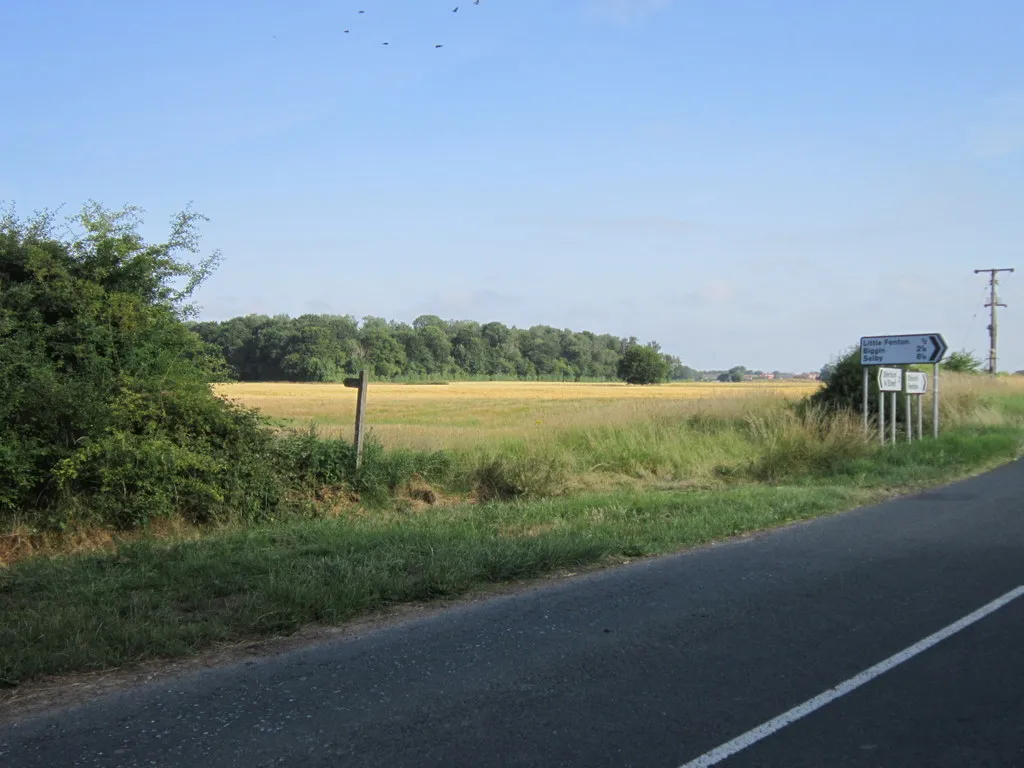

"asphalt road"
[3,459,1023,767]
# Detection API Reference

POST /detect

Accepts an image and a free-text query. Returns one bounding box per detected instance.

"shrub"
[617,344,669,385]
[808,346,879,413]
[942,350,983,374]
[276,429,456,507]
[0,203,284,530]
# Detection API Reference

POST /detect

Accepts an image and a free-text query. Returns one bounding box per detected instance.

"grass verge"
[1,424,1021,687]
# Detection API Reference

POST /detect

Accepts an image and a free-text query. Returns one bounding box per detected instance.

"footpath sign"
[343,370,369,468]
[860,334,947,442]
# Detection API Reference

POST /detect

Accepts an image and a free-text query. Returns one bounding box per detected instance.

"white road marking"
[679,585,1024,768]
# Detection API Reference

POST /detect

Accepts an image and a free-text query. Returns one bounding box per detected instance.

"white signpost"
[877,368,903,391]
[905,371,928,394]
[905,371,928,441]
[861,334,947,441]
[877,368,902,444]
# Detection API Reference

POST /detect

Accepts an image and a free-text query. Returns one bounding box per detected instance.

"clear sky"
[3,0,1022,371]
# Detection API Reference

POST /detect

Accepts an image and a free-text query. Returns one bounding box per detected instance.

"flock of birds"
[343,1,484,48]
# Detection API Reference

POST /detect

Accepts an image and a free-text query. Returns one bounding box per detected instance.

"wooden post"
[344,370,369,469]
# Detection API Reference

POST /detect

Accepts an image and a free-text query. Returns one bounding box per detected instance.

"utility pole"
[974,268,1014,375]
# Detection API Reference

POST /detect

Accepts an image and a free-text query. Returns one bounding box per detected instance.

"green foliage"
[276,429,455,507]
[0,203,283,529]
[616,344,669,385]
[191,314,694,384]
[664,356,698,380]
[4,418,1021,684]
[942,349,983,374]
[808,346,878,413]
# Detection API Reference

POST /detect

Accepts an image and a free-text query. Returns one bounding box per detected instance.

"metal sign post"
[905,391,912,442]
[862,335,947,441]
[879,388,885,445]
[877,368,903,446]
[862,367,869,434]
[890,391,897,444]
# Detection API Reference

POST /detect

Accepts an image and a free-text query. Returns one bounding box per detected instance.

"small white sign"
[905,371,928,394]
[878,368,903,392]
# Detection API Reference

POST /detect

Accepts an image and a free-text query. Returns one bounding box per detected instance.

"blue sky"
[3,0,1022,371]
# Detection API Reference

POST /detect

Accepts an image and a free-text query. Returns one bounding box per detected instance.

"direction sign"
[860,334,948,366]
[905,371,928,395]
[878,367,903,392]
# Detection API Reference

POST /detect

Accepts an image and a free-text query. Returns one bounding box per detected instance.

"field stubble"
[215,380,823,450]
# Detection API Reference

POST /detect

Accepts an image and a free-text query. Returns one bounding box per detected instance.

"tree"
[617,344,669,385]
[189,311,690,383]
[809,346,880,412]
[358,321,406,378]
[942,349,982,374]
[0,202,282,528]
[664,355,697,381]
[727,366,747,382]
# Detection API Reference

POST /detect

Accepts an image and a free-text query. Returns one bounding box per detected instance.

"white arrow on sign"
[878,367,904,392]
[905,371,928,394]
[860,334,948,366]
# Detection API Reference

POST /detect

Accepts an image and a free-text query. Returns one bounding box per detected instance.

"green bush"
[808,346,879,413]
[942,350,983,374]
[617,344,669,385]
[0,203,284,530]
[276,429,456,507]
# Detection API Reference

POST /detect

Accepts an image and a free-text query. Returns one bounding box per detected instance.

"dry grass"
[215,380,822,450]
[940,372,1024,428]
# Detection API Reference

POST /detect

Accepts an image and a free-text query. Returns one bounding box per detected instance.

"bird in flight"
[452,6,458,11]
[435,44,444,48]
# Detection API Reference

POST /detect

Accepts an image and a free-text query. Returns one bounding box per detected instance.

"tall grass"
[2,377,1022,683]
[5,375,1021,555]
[443,376,1024,499]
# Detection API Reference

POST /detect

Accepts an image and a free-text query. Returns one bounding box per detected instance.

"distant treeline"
[189,314,700,382]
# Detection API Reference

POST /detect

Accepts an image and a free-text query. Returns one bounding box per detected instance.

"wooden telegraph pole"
[974,268,1014,375]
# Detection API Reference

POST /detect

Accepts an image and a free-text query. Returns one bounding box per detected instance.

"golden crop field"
[215,380,823,450]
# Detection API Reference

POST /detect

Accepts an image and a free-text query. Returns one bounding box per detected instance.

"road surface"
[3,459,1023,767]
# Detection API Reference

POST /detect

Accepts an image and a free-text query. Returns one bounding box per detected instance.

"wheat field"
[215,380,823,450]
